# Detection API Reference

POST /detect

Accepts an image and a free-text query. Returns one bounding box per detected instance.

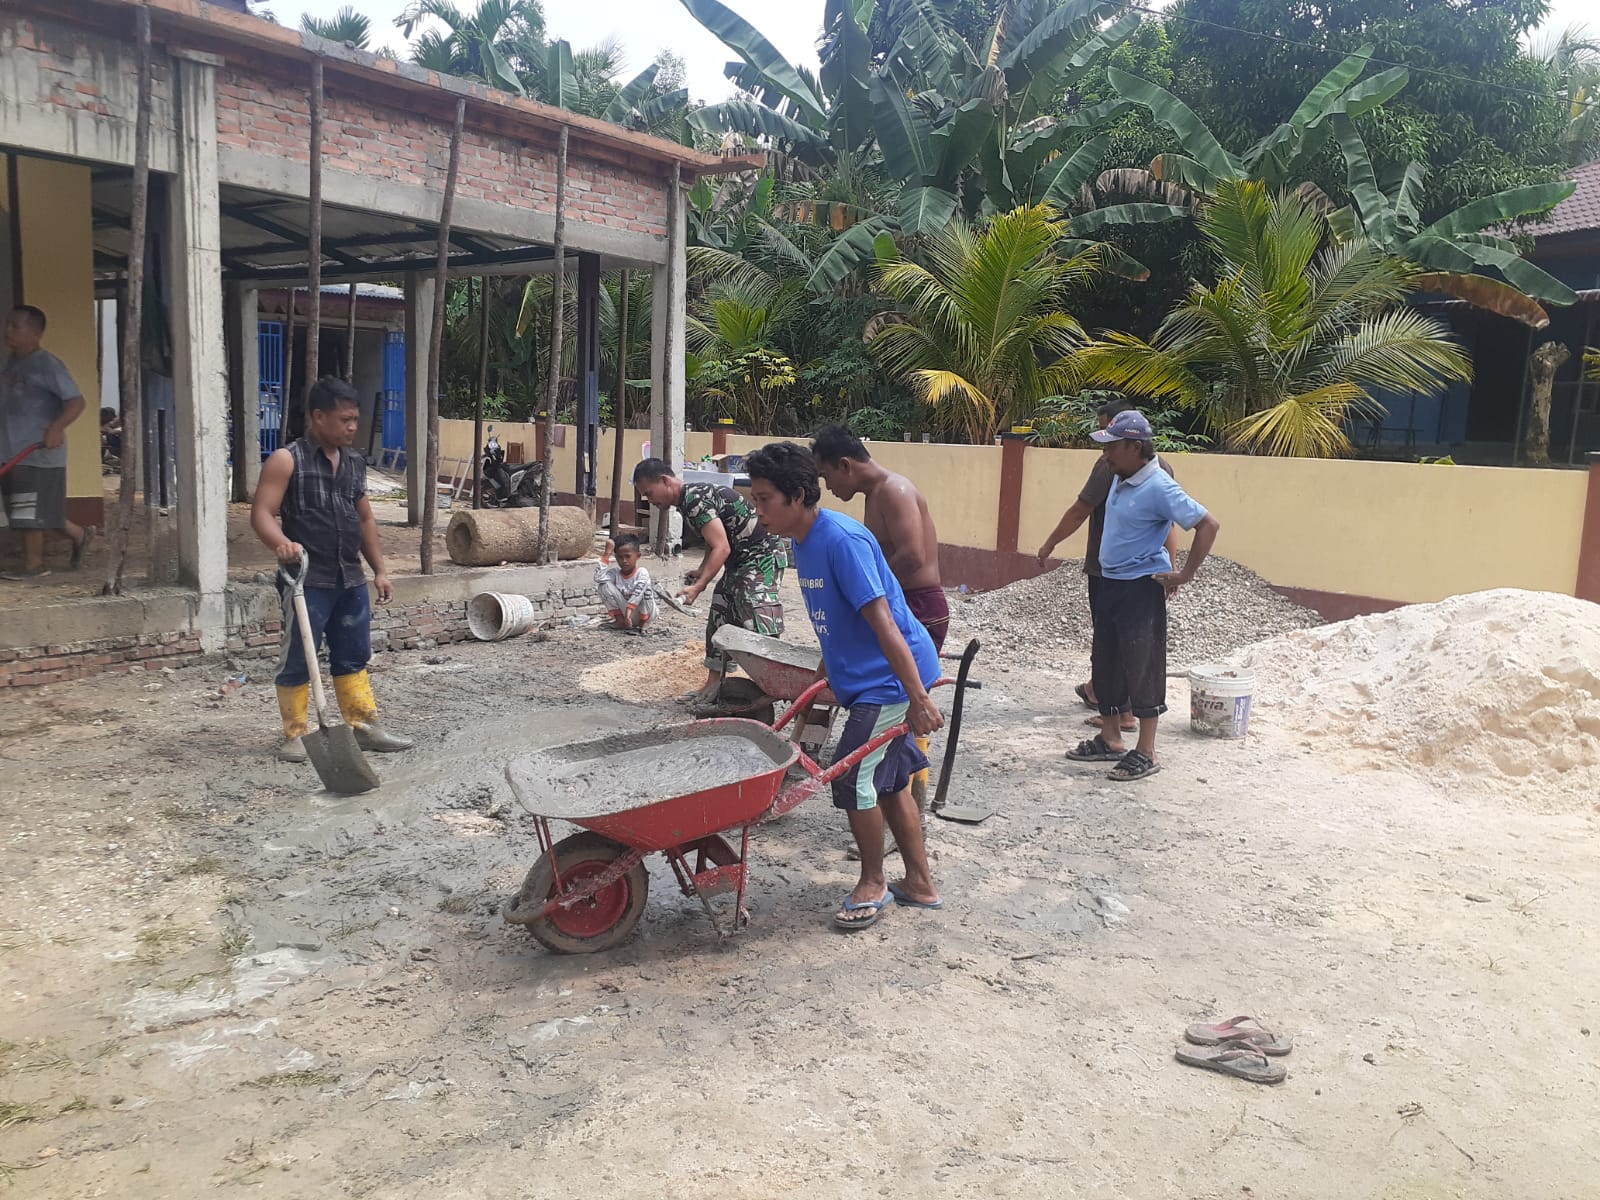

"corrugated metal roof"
[1536,159,1600,239]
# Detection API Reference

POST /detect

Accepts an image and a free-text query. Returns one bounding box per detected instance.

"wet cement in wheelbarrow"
[507,735,782,818]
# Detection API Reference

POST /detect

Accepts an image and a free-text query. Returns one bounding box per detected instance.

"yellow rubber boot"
[275,684,309,763]
[333,670,413,753]
[911,734,932,817]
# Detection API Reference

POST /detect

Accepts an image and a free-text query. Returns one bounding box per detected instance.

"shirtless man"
[811,426,946,651]
[812,425,947,834]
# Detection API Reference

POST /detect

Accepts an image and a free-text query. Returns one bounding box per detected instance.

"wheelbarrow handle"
[766,674,966,820]
[0,443,44,480]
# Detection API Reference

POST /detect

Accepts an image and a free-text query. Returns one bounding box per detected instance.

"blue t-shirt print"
[792,509,941,708]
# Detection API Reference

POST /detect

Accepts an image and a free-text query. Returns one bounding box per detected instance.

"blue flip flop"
[833,892,893,930]
[887,882,944,910]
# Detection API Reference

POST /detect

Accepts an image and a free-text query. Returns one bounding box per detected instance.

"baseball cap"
[1090,410,1154,443]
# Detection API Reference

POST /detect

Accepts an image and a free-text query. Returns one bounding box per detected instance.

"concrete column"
[227,281,261,500]
[649,179,687,550]
[168,51,230,647]
[403,271,435,526]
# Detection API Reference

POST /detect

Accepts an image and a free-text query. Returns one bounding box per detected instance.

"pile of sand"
[580,643,706,702]
[1234,589,1600,808]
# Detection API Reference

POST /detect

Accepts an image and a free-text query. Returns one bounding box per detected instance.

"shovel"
[284,551,380,795]
[933,638,992,824]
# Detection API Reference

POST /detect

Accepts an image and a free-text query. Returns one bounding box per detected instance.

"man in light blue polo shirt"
[1065,411,1220,781]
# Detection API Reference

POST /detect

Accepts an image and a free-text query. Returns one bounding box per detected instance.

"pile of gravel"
[947,556,1321,669]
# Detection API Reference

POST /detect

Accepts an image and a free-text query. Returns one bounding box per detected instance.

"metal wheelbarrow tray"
[501,677,960,955]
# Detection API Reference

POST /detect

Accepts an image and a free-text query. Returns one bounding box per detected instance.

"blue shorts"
[829,702,928,812]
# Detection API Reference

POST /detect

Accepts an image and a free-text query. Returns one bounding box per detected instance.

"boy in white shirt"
[595,533,658,631]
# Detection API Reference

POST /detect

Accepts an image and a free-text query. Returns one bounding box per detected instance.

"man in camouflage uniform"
[633,457,786,702]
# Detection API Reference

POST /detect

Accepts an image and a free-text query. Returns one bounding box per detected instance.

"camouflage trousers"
[704,552,786,672]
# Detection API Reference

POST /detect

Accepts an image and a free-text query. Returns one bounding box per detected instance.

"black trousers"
[1091,575,1168,720]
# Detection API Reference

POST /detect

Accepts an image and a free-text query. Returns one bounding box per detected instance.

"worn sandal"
[1175,1039,1287,1085]
[1074,683,1095,709]
[1108,749,1161,781]
[1066,735,1126,763]
[1185,1015,1293,1056]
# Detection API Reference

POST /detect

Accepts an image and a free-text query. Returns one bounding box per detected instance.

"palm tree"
[870,204,1101,444]
[1074,179,1472,458]
[398,0,546,96]
[301,6,372,49]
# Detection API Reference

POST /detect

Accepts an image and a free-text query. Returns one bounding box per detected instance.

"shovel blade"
[933,805,993,825]
[302,722,380,795]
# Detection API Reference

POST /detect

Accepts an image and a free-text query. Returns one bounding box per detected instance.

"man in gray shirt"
[1,305,92,579]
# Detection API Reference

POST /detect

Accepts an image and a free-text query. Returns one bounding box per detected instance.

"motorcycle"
[480,434,545,508]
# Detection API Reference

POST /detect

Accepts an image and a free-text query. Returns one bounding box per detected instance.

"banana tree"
[1329,117,1578,328]
[1105,46,1408,198]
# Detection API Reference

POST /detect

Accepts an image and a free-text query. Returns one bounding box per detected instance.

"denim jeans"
[274,582,372,686]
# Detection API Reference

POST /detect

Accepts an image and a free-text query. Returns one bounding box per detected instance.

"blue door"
[258,319,285,458]
[381,329,406,469]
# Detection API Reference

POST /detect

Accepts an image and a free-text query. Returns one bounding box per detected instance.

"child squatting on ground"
[595,534,659,632]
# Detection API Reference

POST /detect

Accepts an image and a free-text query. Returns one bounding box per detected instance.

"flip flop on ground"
[833,891,892,930]
[1066,735,1126,762]
[1109,749,1161,781]
[1185,1016,1293,1056]
[887,881,943,910]
[1175,1039,1287,1084]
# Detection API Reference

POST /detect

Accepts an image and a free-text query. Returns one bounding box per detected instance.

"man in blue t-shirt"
[744,441,944,931]
[1065,411,1220,782]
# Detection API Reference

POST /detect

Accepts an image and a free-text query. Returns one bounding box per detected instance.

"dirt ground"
[3,563,1599,1199]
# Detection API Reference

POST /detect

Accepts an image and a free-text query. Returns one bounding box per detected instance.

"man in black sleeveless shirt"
[251,377,413,763]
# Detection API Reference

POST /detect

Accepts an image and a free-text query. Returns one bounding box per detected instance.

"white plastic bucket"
[467,591,537,642]
[1189,666,1255,739]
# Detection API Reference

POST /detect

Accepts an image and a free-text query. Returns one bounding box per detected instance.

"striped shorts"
[829,701,928,811]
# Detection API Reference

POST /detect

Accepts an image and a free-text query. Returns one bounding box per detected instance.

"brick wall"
[213,67,669,237]
[0,631,205,688]
[1,576,605,689]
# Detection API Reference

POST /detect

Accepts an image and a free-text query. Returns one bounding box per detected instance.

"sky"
[279,0,1599,105]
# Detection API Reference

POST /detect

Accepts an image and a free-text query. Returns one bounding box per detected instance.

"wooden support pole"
[280,287,296,442]
[472,276,489,508]
[104,5,151,596]
[608,269,629,531]
[344,280,358,382]
[538,125,569,563]
[304,58,324,400]
[421,98,466,574]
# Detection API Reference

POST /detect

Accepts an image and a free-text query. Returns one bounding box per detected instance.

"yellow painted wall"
[1154,452,1588,602]
[13,157,100,501]
[434,423,1591,602]
[1018,445,1102,558]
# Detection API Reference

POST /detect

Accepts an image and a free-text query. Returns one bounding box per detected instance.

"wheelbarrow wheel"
[508,832,649,955]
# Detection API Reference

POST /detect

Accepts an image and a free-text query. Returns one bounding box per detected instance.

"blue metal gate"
[380,328,406,469]
[258,319,285,458]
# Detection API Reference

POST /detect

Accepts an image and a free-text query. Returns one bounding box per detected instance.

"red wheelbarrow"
[501,672,970,954]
